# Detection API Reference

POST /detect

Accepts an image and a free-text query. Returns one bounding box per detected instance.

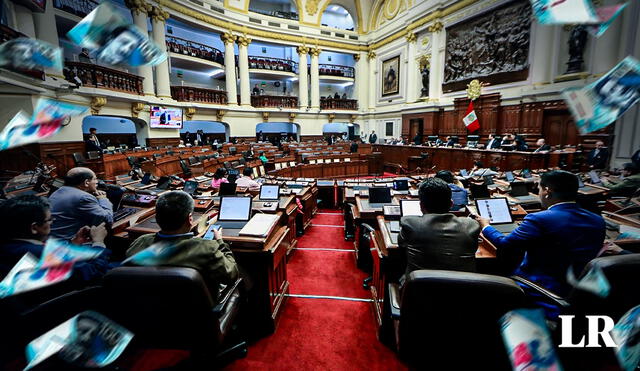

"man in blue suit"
[474,170,605,299]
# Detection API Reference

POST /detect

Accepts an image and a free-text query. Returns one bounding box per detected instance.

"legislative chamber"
[0,0,639,370]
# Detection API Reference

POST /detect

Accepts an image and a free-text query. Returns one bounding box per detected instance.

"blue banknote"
[67,2,166,67]
[563,56,640,134]
[612,305,640,371]
[123,241,179,266]
[566,264,610,298]
[531,0,598,24]
[25,311,133,370]
[0,37,62,71]
[587,3,627,37]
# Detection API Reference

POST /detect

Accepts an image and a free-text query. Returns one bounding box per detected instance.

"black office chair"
[343,202,356,241]
[127,156,138,168]
[198,155,207,162]
[389,270,526,370]
[238,158,246,165]
[100,267,246,366]
[223,161,231,169]
[357,223,375,274]
[469,182,490,199]
[72,152,87,166]
[180,159,192,178]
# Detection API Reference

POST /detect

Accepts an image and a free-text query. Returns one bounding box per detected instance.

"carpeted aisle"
[224,209,406,370]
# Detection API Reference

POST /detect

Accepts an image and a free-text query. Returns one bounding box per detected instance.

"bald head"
[65,167,98,192]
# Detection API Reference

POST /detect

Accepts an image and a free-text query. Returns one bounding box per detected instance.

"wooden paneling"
[146,138,180,147]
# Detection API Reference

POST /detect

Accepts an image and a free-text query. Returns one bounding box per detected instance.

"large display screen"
[149,106,182,129]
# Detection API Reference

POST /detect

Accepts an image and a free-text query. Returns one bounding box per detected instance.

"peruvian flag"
[463,101,480,133]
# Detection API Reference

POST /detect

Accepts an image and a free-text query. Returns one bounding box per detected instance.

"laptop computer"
[588,170,602,185]
[509,181,539,203]
[214,196,252,229]
[219,182,237,196]
[131,173,152,188]
[469,183,490,199]
[259,184,280,201]
[108,186,139,222]
[505,171,515,182]
[183,180,198,196]
[475,197,518,234]
[148,176,170,193]
[368,187,393,208]
[484,175,499,190]
[400,199,422,217]
[393,179,409,192]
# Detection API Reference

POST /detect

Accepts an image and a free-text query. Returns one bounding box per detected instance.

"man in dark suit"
[369,130,377,144]
[475,170,605,300]
[350,139,359,153]
[413,133,422,145]
[486,133,502,149]
[533,138,551,152]
[49,168,114,241]
[399,177,481,276]
[587,141,609,169]
[86,128,101,152]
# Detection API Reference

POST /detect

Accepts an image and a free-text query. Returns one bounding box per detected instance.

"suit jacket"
[486,138,502,149]
[369,134,377,144]
[49,186,113,240]
[399,213,481,275]
[482,202,605,295]
[588,148,609,169]
[604,174,640,197]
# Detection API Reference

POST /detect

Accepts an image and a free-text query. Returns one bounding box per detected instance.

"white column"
[368,52,377,110]
[529,21,555,84]
[296,46,309,109]
[150,6,171,98]
[429,26,444,100]
[33,0,62,77]
[221,33,238,105]
[309,47,321,109]
[126,0,154,95]
[591,15,624,75]
[14,4,35,38]
[236,36,251,106]
[406,33,419,103]
[354,52,368,110]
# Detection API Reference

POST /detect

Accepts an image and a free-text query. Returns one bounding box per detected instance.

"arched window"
[182,121,229,143]
[82,116,138,148]
[321,5,355,31]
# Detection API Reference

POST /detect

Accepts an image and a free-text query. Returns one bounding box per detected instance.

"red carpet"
[311,213,344,226]
[296,225,351,250]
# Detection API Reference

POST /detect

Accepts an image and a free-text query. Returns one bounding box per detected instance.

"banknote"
[67,2,166,67]
[25,311,133,370]
[586,4,627,37]
[611,305,640,371]
[123,241,179,266]
[500,308,563,371]
[530,0,598,24]
[566,264,610,297]
[39,238,105,268]
[563,56,640,134]
[0,38,62,71]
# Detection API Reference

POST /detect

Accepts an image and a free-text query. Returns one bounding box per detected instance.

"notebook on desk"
[238,213,279,237]
[475,197,518,234]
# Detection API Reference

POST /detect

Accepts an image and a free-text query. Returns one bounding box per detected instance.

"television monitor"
[150,106,183,129]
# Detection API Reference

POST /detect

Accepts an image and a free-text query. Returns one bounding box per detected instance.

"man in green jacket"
[126,191,239,297]
[603,163,640,197]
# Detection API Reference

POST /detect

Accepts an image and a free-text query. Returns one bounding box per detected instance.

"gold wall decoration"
[220,32,236,45]
[367,51,377,60]
[236,35,252,47]
[124,0,151,15]
[90,97,107,115]
[427,20,443,33]
[185,107,196,120]
[353,53,361,61]
[309,47,322,57]
[216,109,226,121]
[288,112,296,123]
[466,79,482,100]
[150,5,170,22]
[350,115,356,123]
[328,113,336,123]
[131,102,145,117]
[296,45,309,55]
[262,112,269,122]
[405,32,417,43]
[418,54,431,70]
[306,0,319,16]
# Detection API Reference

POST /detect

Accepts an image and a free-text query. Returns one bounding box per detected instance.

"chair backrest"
[239,157,246,165]
[399,270,526,369]
[102,266,220,349]
[223,161,231,169]
[72,152,86,165]
[188,156,198,165]
[180,160,191,174]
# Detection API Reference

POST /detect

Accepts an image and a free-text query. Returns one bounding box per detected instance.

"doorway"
[409,118,424,142]
[542,111,577,147]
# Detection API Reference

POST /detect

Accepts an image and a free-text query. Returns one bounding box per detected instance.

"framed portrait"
[381,56,400,96]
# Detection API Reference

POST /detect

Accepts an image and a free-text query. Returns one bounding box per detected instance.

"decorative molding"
[328,113,336,123]
[236,35,252,47]
[288,112,296,123]
[309,47,322,57]
[350,115,357,123]
[296,45,309,55]
[427,20,443,33]
[185,107,196,120]
[216,109,226,121]
[306,0,320,16]
[131,102,145,117]
[466,79,483,101]
[353,53,361,62]
[220,31,236,45]
[124,0,151,15]
[405,31,417,43]
[367,51,377,60]
[90,97,107,115]
[150,5,170,22]
[418,54,431,70]
[262,112,269,122]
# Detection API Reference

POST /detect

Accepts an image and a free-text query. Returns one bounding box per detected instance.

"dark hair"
[155,191,194,231]
[243,167,253,176]
[434,170,455,184]
[64,168,94,186]
[622,162,639,174]
[0,195,50,240]
[474,161,483,168]
[213,168,226,180]
[418,178,451,213]
[89,127,97,132]
[539,170,579,201]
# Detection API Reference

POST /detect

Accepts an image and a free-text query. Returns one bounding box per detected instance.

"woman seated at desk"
[211,168,228,188]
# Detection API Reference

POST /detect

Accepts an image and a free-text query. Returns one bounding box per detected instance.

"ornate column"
[150,6,171,98]
[125,0,154,95]
[367,51,377,110]
[296,46,309,109]
[354,52,368,110]
[309,47,321,109]
[14,4,36,38]
[428,21,444,100]
[33,0,63,77]
[405,32,419,103]
[221,32,238,105]
[236,35,252,106]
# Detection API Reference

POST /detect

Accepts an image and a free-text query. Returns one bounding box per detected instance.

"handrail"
[171,86,228,105]
[53,0,99,18]
[310,63,355,78]
[249,8,299,20]
[64,62,144,95]
[166,36,225,65]
[320,98,358,110]
[248,55,297,73]
[251,95,298,108]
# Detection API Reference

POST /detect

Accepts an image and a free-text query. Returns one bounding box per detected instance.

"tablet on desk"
[259,184,280,200]
[474,197,518,234]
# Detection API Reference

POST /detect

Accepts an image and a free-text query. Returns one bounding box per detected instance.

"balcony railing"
[249,8,299,20]
[166,36,224,65]
[251,95,298,108]
[0,25,45,80]
[249,56,297,74]
[320,98,358,110]
[171,86,228,104]
[53,0,99,18]
[311,64,355,78]
[64,62,144,95]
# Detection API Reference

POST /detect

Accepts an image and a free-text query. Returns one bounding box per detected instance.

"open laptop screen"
[219,196,252,221]
[510,182,529,197]
[259,184,280,200]
[393,179,409,191]
[183,180,198,195]
[368,187,392,204]
[400,199,422,216]
[588,170,602,184]
[219,182,237,196]
[475,197,513,224]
